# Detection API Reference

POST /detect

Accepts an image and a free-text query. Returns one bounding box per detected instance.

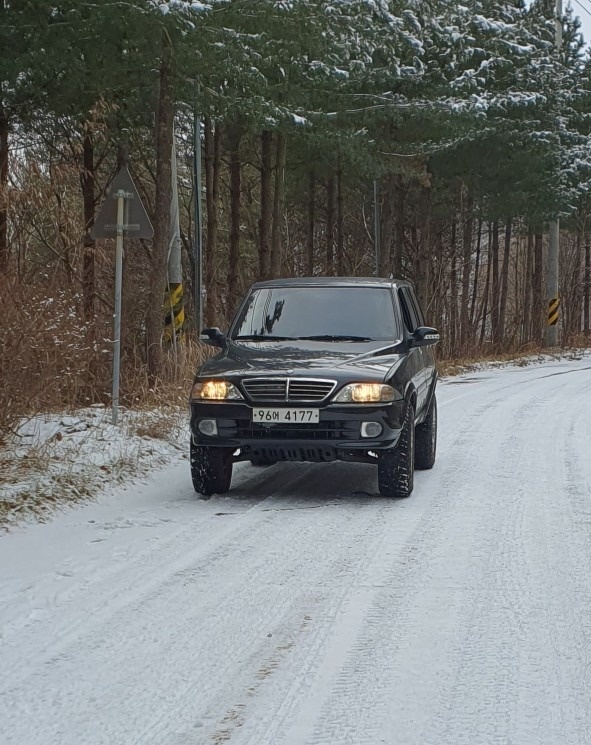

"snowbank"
[0,405,188,528]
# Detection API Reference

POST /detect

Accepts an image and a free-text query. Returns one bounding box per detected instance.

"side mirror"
[411,327,440,348]
[200,327,226,348]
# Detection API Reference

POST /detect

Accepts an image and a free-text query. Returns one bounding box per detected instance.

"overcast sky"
[539,1,591,48]
[570,0,591,45]
[521,1,590,48]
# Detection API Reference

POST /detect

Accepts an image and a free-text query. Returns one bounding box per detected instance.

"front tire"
[190,441,233,496]
[415,394,437,470]
[378,401,415,498]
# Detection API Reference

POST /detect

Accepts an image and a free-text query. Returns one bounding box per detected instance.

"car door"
[397,288,427,413]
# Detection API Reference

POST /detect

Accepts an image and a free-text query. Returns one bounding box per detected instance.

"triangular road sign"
[91,166,154,240]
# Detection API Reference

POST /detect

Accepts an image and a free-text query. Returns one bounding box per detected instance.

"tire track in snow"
[297,392,536,745]
[187,381,519,745]
[1,467,388,745]
[220,364,591,745]
[206,383,516,745]
[0,461,324,689]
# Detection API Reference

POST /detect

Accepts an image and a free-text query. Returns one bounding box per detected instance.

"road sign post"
[91,166,154,425]
[112,191,125,425]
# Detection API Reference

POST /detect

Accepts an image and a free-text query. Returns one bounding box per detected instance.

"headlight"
[333,383,396,404]
[190,380,243,401]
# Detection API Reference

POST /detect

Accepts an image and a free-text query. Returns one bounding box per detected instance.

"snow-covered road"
[2,357,591,745]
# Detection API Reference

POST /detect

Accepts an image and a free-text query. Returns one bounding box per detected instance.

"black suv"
[190,277,439,498]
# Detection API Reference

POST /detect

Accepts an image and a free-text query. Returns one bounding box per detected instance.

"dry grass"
[0,405,188,530]
[567,332,591,349]
[133,408,186,441]
[0,441,95,527]
[0,268,206,527]
[0,271,208,444]
[0,276,101,443]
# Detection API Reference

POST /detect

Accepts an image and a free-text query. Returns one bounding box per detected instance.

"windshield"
[231,287,401,342]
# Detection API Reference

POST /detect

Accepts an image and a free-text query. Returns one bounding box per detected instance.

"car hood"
[198,340,404,382]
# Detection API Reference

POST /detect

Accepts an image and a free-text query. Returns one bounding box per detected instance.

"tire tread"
[377,402,415,498]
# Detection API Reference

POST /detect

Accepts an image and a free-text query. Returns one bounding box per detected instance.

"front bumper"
[190,400,406,463]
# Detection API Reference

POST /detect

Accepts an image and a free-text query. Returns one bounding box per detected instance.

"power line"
[577,0,591,12]
[572,0,591,20]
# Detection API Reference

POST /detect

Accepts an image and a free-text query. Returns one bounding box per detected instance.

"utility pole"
[165,136,184,351]
[193,110,203,336]
[546,0,562,347]
[585,233,590,332]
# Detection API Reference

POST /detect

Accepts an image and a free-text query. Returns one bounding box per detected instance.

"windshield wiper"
[233,334,296,341]
[296,335,374,342]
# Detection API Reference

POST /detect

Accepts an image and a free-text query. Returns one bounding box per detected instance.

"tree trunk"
[0,105,8,271]
[522,229,534,344]
[306,171,315,276]
[510,231,521,347]
[498,217,512,345]
[270,132,286,278]
[480,223,492,346]
[204,117,221,325]
[460,199,473,351]
[450,219,458,355]
[574,230,583,338]
[336,168,344,275]
[146,34,174,384]
[490,221,500,345]
[470,218,482,328]
[378,175,393,278]
[432,228,445,335]
[259,130,273,279]
[533,232,544,344]
[415,186,431,313]
[326,174,336,276]
[393,177,405,277]
[227,124,242,313]
[80,129,95,325]
[585,234,590,333]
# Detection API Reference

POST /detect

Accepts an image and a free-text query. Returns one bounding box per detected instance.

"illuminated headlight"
[333,383,396,404]
[190,380,243,401]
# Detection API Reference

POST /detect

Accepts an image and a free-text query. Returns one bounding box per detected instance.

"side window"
[398,289,419,333]
[407,289,426,327]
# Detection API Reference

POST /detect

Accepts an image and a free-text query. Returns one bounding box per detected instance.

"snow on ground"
[1,355,591,744]
[0,406,187,527]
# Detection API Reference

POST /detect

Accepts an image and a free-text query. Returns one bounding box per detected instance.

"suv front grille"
[288,380,335,401]
[241,379,287,402]
[234,420,358,441]
[241,378,336,403]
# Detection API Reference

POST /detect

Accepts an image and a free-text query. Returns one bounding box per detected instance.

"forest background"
[2,0,591,441]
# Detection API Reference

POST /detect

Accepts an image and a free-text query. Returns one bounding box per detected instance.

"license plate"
[252,408,319,424]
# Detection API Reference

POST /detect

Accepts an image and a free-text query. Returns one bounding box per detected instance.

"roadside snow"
[439,346,591,377]
[0,406,187,528]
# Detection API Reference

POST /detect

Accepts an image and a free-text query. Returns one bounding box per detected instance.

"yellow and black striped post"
[548,297,560,327]
[163,282,185,344]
